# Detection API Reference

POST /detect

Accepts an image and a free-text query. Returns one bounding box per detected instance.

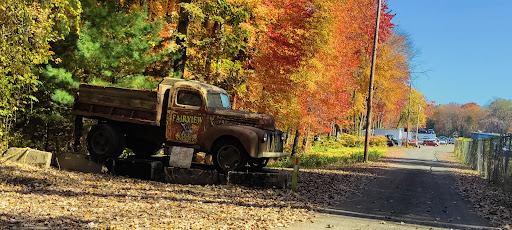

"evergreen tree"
[76,0,171,87]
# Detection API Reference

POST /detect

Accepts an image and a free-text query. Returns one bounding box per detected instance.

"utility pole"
[363,0,382,162]
[416,104,421,142]
[406,83,412,147]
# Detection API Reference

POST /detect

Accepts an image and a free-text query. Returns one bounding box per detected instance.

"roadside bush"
[369,135,387,147]
[272,133,388,168]
[269,150,384,168]
[338,133,361,147]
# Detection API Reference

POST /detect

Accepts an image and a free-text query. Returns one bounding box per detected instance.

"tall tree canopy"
[0,0,436,151]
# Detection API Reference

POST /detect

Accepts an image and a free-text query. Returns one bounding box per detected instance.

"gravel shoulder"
[0,149,399,229]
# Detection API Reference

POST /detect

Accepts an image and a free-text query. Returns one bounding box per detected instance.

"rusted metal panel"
[166,111,206,144]
[198,125,261,157]
[208,110,275,130]
[165,87,206,144]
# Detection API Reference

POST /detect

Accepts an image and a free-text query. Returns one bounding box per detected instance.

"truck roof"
[159,78,227,94]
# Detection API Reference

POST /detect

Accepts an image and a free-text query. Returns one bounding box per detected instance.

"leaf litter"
[0,150,400,229]
[441,152,512,228]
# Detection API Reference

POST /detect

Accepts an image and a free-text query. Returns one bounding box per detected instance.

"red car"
[423,140,438,147]
[407,140,420,147]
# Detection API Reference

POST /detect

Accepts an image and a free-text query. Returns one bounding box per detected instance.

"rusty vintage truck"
[72,78,288,172]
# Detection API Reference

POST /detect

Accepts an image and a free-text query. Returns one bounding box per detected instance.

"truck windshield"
[207,93,231,109]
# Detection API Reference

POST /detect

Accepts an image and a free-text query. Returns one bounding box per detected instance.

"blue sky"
[386,0,512,106]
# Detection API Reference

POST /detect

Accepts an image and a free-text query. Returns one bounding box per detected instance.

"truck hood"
[208,109,276,130]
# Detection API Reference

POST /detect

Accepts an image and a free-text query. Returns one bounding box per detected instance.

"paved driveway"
[288,146,495,230]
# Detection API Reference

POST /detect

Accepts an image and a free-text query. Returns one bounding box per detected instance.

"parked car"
[408,140,420,148]
[437,137,448,145]
[386,135,399,146]
[423,139,439,147]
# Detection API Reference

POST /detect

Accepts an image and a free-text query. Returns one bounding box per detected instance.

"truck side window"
[176,90,202,107]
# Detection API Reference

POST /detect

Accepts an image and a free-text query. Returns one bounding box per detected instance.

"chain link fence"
[454,136,512,192]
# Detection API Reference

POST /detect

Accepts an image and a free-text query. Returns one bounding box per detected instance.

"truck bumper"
[262,152,289,158]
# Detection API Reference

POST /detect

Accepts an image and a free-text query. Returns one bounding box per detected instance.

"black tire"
[126,138,161,158]
[87,123,125,162]
[212,140,248,172]
[248,157,269,170]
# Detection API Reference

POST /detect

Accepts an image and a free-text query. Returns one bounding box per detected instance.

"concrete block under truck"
[72,78,288,172]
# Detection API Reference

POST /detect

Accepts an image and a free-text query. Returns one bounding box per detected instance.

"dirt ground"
[0,149,402,229]
[287,146,506,230]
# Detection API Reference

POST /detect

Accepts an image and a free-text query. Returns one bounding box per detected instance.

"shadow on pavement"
[309,149,495,230]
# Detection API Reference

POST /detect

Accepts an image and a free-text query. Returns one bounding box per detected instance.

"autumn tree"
[482,99,512,134]
[0,0,81,150]
[184,0,253,92]
[460,103,487,137]
[396,88,428,131]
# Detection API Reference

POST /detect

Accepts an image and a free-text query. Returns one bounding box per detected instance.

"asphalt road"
[288,146,495,230]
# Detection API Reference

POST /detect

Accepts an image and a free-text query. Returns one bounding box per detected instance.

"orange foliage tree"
[114,0,423,141]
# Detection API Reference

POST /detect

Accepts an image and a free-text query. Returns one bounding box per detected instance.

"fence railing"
[454,136,512,192]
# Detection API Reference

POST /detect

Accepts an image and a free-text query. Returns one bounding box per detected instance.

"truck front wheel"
[212,140,248,172]
[87,123,125,162]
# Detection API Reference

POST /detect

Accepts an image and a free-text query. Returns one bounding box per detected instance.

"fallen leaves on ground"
[0,149,402,229]
[440,152,512,228]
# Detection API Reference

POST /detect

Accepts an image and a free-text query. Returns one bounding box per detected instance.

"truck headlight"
[263,133,268,142]
[281,133,286,141]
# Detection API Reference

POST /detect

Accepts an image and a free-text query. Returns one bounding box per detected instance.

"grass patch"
[269,135,388,168]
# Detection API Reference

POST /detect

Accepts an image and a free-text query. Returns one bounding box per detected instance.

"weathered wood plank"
[79,94,157,111]
[74,108,159,126]
[79,84,157,101]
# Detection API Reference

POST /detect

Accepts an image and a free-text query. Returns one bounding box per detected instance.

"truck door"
[166,88,206,144]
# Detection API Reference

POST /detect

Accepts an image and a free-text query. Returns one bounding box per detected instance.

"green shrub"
[268,149,385,168]
[271,133,388,168]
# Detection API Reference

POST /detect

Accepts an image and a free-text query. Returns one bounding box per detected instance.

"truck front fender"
[199,125,264,158]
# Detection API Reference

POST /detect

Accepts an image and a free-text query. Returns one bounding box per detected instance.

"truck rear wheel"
[212,140,248,172]
[87,123,125,162]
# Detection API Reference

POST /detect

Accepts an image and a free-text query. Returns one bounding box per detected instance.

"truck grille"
[264,132,284,152]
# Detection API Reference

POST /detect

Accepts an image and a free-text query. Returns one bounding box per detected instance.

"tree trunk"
[335,124,340,142]
[291,130,300,156]
[285,128,291,145]
[44,122,49,152]
[173,0,192,78]
[303,126,310,148]
[74,115,83,152]
[359,113,366,137]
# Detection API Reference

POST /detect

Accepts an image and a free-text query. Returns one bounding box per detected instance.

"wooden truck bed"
[73,84,160,126]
